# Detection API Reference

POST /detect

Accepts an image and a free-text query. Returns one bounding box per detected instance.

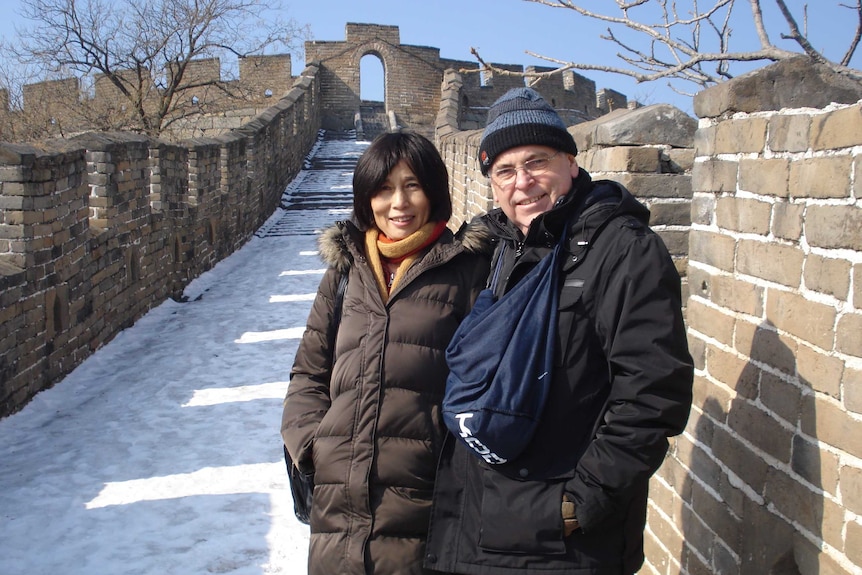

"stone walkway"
[0,130,368,575]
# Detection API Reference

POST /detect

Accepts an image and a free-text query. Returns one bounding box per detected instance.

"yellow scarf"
[365,221,447,302]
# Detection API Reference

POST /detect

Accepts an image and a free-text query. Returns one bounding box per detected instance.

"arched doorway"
[360,53,384,103]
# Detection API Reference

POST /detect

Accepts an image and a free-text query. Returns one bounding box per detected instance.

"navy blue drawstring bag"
[443,231,565,464]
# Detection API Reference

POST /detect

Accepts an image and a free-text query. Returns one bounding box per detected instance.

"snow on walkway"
[0,131,367,575]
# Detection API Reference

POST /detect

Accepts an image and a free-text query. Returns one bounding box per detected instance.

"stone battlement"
[0,65,320,415]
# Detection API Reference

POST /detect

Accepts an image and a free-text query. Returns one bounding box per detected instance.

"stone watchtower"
[305,23,447,140]
[304,23,621,141]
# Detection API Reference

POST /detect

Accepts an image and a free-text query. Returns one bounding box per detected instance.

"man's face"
[489,145,579,234]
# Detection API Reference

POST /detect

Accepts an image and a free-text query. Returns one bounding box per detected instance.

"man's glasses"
[490,152,561,187]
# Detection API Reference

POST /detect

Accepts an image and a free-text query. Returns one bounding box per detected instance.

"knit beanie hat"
[478,87,578,176]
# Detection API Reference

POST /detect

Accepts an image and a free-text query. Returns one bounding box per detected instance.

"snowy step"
[258,130,367,238]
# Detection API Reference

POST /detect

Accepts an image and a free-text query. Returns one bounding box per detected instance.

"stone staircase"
[358,101,388,141]
[258,130,366,237]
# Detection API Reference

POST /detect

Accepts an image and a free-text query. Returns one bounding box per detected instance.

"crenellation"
[0,65,321,418]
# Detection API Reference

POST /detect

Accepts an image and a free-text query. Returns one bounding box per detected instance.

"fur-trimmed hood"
[316,219,494,274]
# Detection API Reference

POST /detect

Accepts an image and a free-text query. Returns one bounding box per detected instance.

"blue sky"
[2,0,861,115]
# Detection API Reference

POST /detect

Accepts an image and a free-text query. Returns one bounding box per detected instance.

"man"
[424,87,694,574]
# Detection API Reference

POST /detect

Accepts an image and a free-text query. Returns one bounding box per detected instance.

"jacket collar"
[317,218,493,273]
[482,168,651,249]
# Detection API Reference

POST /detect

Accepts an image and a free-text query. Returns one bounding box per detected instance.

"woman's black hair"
[352,131,452,230]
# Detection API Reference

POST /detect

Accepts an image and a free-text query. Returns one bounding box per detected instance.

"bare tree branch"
[4,0,310,138]
[840,0,862,65]
[469,0,862,100]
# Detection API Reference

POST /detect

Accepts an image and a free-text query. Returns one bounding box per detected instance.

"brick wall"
[0,65,322,418]
[645,60,862,575]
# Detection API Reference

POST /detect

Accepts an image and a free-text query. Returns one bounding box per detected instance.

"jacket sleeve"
[569,228,694,531]
[280,266,343,474]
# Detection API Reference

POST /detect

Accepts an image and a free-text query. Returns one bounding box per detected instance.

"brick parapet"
[673,90,862,575]
[0,65,322,417]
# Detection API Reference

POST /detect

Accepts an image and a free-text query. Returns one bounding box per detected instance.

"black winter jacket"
[424,170,694,575]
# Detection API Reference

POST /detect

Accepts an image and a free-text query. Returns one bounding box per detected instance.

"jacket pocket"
[555,283,584,367]
[477,468,567,555]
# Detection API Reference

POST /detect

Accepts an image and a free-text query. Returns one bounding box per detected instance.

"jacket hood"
[317,219,493,273]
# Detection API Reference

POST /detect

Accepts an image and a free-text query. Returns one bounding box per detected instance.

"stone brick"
[856,156,862,200]
[587,103,697,148]
[691,377,729,426]
[718,471,746,519]
[811,103,862,151]
[797,343,844,398]
[855,265,862,310]
[765,465,825,538]
[707,346,759,399]
[693,122,716,157]
[712,541,739,575]
[655,229,688,257]
[686,267,711,300]
[691,194,715,226]
[715,117,767,154]
[692,159,738,193]
[688,299,735,346]
[847,520,862,567]
[690,477,742,553]
[729,397,793,462]
[766,288,836,351]
[735,320,799,378]
[820,496,848,557]
[768,113,811,153]
[590,146,662,172]
[713,424,770,495]
[739,158,790,198]
[641,528,670,575]
[716,197,771,234]
[801,393,862,460]
[615,172,692,200]
[678,501,714,562]
[647,200,691,227]
[806,205,862,251]
[804,253,851,301]
[647,473,677,520]
[705,274,763,317]
[789,156,853,199]
[646,502,684,558]
[694,56,862,117]
[666,148,694,173]
[836,313,862,357]
[682,547,714,575]
[760,371,802,426]
[658,447,694,500]
[738,495,797,574]
[689,230,736,272]
[840,465,862,516]
[794,533,850,575]
[791,434,840,496]
[737,239,804,288]
[846,368,862,415]
[678,435,723,494]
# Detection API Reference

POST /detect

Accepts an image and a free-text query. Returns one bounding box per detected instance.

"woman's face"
[370,160,431,240]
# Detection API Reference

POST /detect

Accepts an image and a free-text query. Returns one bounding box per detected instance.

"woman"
[281,131,492,575]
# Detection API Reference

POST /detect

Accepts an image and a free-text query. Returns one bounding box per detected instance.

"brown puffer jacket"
[282,219,492,575]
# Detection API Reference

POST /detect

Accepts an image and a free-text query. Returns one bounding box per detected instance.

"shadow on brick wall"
[682,321,824,574]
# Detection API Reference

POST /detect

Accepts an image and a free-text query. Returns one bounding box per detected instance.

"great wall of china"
[2,22,862,575]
